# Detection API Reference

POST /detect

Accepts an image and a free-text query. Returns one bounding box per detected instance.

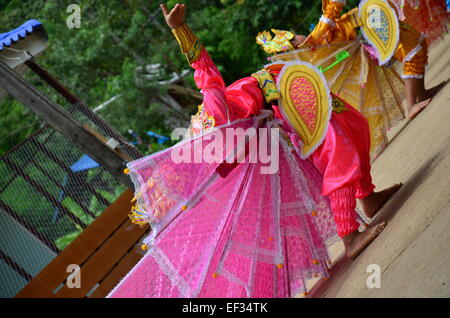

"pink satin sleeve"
[192,48,265,123]
[191,48,232,126]
[225,77,264,119]
[310,97,373,196]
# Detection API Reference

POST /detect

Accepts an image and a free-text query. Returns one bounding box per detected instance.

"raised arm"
[305,0,347,46]
[161,4,230,126]
[322,0,346,20]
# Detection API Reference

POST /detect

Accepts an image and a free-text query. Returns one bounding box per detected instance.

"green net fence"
[0,101,141,298]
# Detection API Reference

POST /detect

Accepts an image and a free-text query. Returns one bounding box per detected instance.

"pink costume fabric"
[193,49,264,125]
[108,48,373,298]
[108,117,339,297]
[194,48,374,238]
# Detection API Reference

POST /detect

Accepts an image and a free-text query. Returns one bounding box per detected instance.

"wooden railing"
[16,189,149,298]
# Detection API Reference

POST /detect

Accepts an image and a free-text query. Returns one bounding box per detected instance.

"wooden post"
[24,60,80,105]
[24,60,142,160]
[0,60,133,189]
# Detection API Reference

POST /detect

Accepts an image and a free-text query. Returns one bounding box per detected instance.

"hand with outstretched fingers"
[161,3,186,29]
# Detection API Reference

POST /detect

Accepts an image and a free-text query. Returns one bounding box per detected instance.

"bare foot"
[343,222,386,259]
[408,98,431,120]
[361,183,402,218]
[408,81,448,120]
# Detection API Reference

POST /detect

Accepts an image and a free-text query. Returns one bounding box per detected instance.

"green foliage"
[0,97,41,155]
[0,0,363,251]
[189,0,321,83]
[61,197,94,225]
[0,0,354,155]
[54,224,82,250]
[96,185,126,203]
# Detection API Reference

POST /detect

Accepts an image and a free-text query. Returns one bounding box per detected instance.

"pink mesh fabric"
[108,115,339,298]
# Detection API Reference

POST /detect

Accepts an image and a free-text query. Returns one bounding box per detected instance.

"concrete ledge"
[311,35,450,298]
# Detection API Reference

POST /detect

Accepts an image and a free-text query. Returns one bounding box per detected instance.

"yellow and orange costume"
[390,0,449,46]
[257,0,431,159]
[305,0,427,78]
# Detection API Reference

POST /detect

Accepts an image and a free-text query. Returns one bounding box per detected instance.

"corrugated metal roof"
[0,19,43,52]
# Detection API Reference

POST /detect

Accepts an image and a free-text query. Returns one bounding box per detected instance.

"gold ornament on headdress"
[256,29,295,54]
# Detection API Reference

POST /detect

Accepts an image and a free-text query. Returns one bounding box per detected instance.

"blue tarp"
[147,131,170,145]
[0,19,42,51]
[52,156,99,222]
[70,155,99,173]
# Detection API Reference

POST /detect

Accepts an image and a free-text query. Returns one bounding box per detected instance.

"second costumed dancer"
[260,0,447,160]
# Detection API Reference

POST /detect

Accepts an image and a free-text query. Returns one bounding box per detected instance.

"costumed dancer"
[306,0,439,120]
[259,0,446,159]
[108,3,401,298]
[390,0,449,46]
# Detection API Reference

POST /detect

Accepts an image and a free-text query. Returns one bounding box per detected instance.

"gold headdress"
[256,29,295,54]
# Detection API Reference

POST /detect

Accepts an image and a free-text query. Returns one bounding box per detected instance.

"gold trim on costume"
[256,29,295,55]
[359,0,400,65]
[252,69,280,103]
[189,104,216,136]
[331,97,348,113]
[172,24,203,64]
[345,7,363,28]
[277,62,333,158]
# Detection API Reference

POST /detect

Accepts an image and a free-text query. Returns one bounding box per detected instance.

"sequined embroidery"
[190,104,216,136]
[332,97,348,113]
[289,78,319,133]
[252,69,280,103]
